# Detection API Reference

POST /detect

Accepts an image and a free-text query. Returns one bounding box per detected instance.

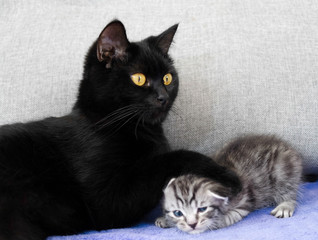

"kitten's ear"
[207,190,229,206]
[165,178,176,189]
[97,20,130,68]
[163,178,175,194]
[155,24,178,55]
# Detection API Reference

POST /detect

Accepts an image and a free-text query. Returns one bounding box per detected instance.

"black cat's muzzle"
[145,103,171,125]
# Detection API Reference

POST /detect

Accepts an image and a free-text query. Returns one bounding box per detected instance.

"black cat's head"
[77,20,179,126]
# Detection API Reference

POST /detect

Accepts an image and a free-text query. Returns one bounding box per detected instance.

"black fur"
[0,20,241,240]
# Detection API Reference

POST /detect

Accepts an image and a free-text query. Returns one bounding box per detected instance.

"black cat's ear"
[97,20,130,68]
[155,24,178,55]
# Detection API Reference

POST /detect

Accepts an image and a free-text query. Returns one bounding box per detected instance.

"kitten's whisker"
[208,225,214,231]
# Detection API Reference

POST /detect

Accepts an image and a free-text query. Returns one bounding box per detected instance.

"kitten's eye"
[131,73,146,86]
[163,73,172,86]
[198,207,208,213]
[173,210,183,217]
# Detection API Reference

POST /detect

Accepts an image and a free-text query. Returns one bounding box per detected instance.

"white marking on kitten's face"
[163,177,228,234]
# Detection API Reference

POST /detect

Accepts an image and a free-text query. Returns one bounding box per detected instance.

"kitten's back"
[214,135,303,208]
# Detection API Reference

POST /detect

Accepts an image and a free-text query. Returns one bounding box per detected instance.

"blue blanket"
[49,181,318,240]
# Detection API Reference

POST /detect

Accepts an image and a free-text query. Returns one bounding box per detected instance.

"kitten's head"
[77,20,179,125]
[162,175,229,234]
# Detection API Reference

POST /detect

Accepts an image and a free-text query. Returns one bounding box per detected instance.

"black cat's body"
[0,21,240,240]
[0,112,167,238]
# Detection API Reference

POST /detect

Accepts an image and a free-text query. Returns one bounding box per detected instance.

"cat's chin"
[183,228,207,234]
[146,109,168,125]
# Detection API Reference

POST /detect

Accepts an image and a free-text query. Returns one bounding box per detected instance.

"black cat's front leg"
[92,150,241,230]
[150,150,242,195]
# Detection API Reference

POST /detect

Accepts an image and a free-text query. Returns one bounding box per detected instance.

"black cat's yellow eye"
[131,73,146,86]
[163,73,172,86]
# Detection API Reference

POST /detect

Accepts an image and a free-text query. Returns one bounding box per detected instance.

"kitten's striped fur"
[156,135,303,233]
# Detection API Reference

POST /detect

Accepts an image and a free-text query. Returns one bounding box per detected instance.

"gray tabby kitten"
[155,135,303,234]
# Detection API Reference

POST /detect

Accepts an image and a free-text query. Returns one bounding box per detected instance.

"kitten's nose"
[188,222,197,229]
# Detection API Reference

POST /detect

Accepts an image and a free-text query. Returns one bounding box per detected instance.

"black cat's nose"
[188,222,197,229]
[157,95,168,106]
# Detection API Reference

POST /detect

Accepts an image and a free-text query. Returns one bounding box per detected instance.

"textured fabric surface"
[48,180,318,239]
[1,0,318,173]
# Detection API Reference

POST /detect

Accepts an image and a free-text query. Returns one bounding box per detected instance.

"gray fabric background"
[1,0,318,173]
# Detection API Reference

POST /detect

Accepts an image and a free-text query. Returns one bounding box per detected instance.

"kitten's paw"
[271,201,295,218]
[155,217,169,228]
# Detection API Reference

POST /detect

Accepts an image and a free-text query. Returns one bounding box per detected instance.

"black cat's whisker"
[95,106,146,131]
[80,105,142,136]
[134,112,146,139]
[97,109,138,129]
[95,104,143,126]
[141,113,146,127]
[115,112,140,131]
[104,111,142,136]
[172,105,182,113]
[169,106,183,120]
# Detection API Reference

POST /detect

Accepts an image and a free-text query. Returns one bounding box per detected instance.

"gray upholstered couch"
[1,0,317,173]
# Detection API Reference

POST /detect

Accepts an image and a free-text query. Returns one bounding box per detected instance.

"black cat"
[0,20,241,240]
